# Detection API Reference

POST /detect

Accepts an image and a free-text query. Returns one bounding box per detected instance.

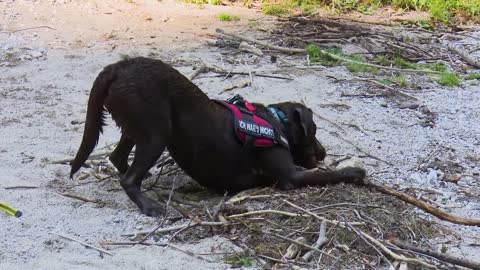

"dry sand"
[1,0,479,269]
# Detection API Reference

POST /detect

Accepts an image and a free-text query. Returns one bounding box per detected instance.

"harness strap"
[214,95,289,150]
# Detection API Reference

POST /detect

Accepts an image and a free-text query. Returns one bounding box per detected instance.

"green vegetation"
[306,44,343,66]
[224,253,253,268]
[184,0,222,4]
[257,0,480,22]
[389,74,409,87]
[218,13,240,21]
[465,72,480,80]
[392,56,447,72]
[346,54,378,73]
[437,71,461,86]
[262,3,292,16]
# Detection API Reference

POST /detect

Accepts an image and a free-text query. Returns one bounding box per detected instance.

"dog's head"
[271,102,326,169]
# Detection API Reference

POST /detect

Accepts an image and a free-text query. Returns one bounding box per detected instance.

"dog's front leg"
[258,147,366,189]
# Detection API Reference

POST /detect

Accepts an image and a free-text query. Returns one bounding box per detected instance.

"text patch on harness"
[238,119,275,139]
[215,95,289,149]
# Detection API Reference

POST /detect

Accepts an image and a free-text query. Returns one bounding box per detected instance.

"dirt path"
[1,0,479,269]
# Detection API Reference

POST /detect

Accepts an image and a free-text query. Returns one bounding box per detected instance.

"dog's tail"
[70,65,117,178]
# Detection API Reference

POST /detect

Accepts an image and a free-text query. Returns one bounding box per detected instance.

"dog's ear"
[292,107,313,137]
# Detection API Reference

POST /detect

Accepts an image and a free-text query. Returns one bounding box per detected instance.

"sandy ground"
[1,0,479,269]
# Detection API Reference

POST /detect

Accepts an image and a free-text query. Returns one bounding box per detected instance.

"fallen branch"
[448,44,480,69]
[353,78,418,100]
[349,227,437,269]
[216,29,442,74]
[370,183,480,226]
[216,29,305,54]
[239,41,264,56]
[54,233,113,256]
[391,239,480,270]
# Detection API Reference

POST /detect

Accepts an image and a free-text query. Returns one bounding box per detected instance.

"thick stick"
[391,239,480,270]
[448,44,480,69]
[355,229,437,269]
[371,184,480,226]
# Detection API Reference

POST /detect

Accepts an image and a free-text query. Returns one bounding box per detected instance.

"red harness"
[215,96,289,150]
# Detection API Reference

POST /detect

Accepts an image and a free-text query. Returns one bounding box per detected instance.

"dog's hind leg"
[119,140,166,217]
[109,135,134,174]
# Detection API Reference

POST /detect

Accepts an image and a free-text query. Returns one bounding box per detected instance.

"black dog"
[70,57,366,216]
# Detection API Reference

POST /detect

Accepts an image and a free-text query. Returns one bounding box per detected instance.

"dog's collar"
[267,106,289,125]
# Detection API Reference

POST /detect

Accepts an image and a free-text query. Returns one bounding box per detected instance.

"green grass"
[257,0,480,22]
[346,54,378,73]
[225,253,253,268]
[393,56,447,72]
[389,74,409,87]
[465,72,480,80]
[437,72,461,86]
[218,13,240,21]
[306,44,344,66]
[262,3,292,16]
[183,0,222,4]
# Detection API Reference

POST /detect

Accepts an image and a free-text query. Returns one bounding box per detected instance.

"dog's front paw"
[139,198,166,217]
[339,167,366,185]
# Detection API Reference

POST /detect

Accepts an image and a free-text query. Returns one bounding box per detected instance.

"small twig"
[309,109,346,132]
[227,209,307,219]
[333,133,393,165]
[221,81,251,93]
[122,221,226,237]
[54,233,113,256]
[264,231,338,260]
[227,194,288,204]
[12,26,55,33]
[391,239,480,270]
[330,156,351,167]
[102,241,212,262]
[187,63,207,81]
[48,150,114,165]
[168,243,215,263]
[342,218,395,269]
[302,220,328,261]
[283,200,365,227]
[59,193,100,204]
[353,77,417,100]
[4,185,39,190]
